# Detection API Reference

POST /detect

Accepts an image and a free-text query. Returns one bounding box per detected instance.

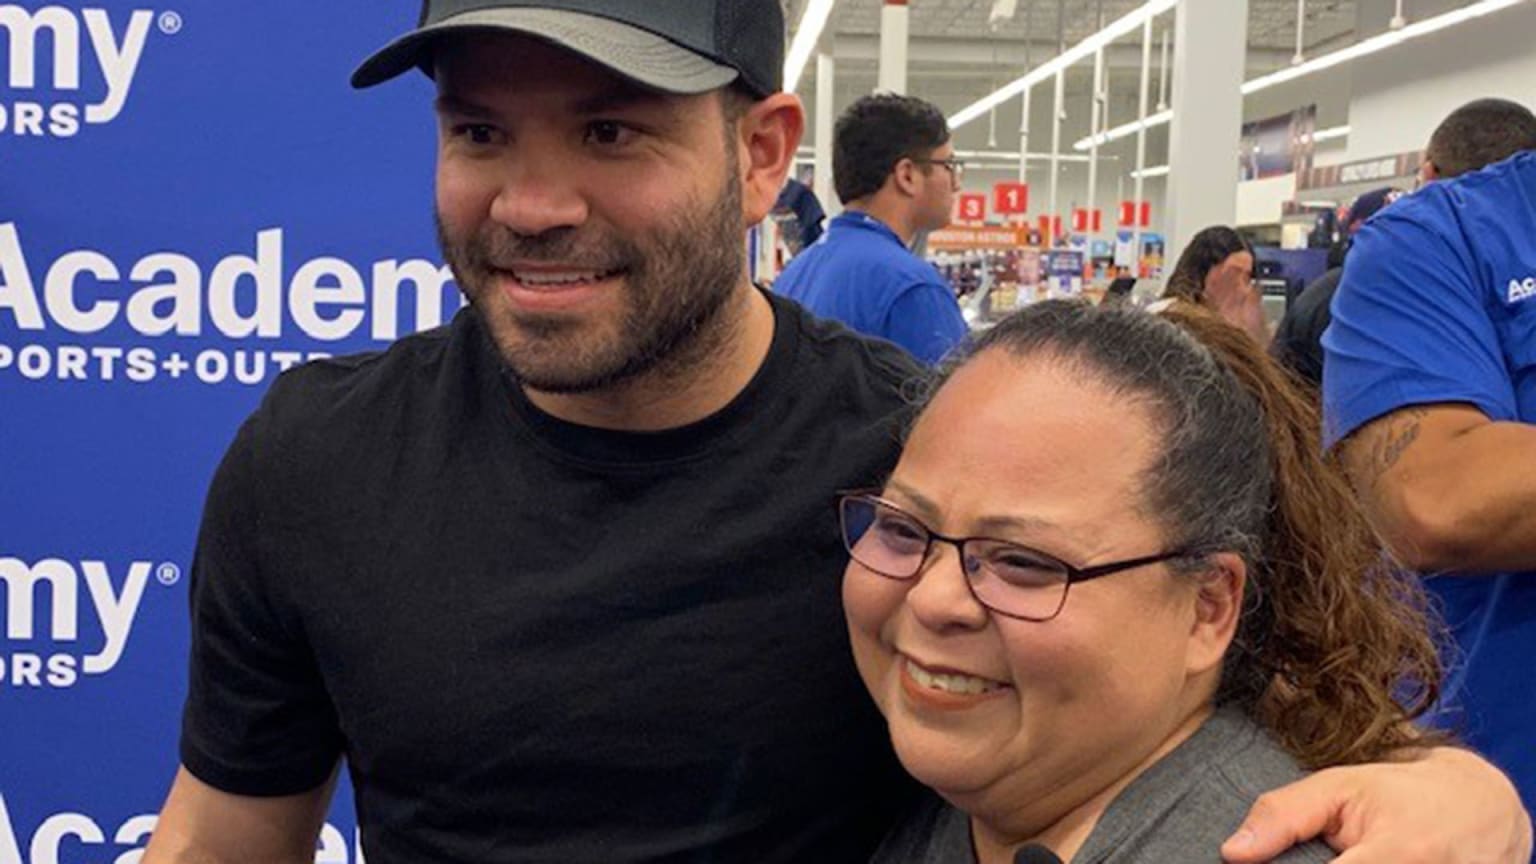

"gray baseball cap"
[352,0,785,97]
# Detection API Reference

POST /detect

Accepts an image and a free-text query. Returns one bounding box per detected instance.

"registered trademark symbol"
[158,11,183,35]
[157,562,182,586]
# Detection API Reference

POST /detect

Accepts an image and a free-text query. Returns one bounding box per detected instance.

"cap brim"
[351,8,739,93]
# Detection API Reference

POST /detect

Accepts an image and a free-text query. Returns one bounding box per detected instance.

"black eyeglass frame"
[907,156,966,184]
[837,491,1195,622]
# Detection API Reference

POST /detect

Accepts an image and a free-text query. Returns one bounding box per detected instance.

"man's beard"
[437,172,747,394]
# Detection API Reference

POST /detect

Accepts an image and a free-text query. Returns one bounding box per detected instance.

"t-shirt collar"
[833,211,907,248]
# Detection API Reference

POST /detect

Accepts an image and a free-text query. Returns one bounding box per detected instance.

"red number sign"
[993,182,1029,215]
[957,193,987,223]
[1119,200,1153,228]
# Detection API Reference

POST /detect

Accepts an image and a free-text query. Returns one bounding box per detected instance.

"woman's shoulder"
[1206,719,1336,862]
[1078,709,1336,862]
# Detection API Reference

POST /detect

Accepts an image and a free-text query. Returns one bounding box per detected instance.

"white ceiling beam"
[825,33,1293,72]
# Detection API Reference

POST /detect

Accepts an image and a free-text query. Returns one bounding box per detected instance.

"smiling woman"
[846,300,1445,864]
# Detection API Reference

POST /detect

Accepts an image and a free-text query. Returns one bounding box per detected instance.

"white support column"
[815,52,838,217]
[1049,68,1064,239]
[1157,26,1170,111]
[1133,15,1153,267]
[1293,0,1307,64]
[877,0,909,94]
[1087,46,1105,240]
[1165,0,1248,266]
[1018,86,1031,184]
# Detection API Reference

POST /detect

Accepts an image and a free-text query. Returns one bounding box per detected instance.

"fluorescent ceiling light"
[976,0,1522,147]
[1242,0,1530,94]
[948,0,1178,130]
[955,149,1096,163]
[795,147,1097,163]
[784,0,836,93]
[1131,165,1170,179]
[1077,119,1344,152]
[1074,109,1174,151]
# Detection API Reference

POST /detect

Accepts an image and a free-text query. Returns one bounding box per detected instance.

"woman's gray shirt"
[869,708,1335,863]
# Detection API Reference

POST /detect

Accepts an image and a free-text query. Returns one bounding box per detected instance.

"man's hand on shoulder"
[1222,747,1532,864]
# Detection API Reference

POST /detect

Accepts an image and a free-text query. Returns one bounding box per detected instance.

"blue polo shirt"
[773,212,968,365]
[1323,150,1536,809]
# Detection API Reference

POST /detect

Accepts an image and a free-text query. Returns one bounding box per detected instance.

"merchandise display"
[927,226,1043,321]
[918,225,1168,327]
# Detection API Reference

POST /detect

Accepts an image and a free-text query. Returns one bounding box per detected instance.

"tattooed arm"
[1338,403,1536,573]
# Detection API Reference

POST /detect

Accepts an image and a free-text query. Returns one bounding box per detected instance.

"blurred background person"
[1419,97,1536,183]
[1276,98,1536,389]
[1271,187,1401,390]
[1158,226,1268,344]
[774,94,969,365]
[772,176,827,254]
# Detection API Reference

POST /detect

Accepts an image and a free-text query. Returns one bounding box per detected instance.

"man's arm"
[1222,746,1532,864]
[1338,403,1536,572]
[143,766,335,864]
[163,404,347,862]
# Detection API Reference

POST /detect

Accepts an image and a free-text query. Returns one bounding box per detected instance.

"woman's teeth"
[907,659,1003,695]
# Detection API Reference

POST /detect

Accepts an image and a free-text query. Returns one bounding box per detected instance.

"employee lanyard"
[836,211,906,248]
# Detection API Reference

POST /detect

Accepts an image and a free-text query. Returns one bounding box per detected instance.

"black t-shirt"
[180,292,926,863]
[1271,267,1341,390]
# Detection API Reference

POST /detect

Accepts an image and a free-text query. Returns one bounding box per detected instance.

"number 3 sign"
[957,193,987,222]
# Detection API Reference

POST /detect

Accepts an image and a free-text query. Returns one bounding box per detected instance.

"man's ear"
[736,92,805,226]
[1186,552,1247,677]
[889,157,922,199]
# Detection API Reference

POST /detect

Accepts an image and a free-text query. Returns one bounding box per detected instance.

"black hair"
[1426,98,1536,179]
[832,94,950,205]
[1161,226,1254,302]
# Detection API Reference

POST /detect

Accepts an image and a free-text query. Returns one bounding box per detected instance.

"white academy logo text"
[0,223,461,386]
[0,795,366,864]
[0,556,175,688]
[0,5,170,138]
[1509,276,1536,304]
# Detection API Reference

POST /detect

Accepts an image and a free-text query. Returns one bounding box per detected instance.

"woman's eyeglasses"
[838,493,1190,622]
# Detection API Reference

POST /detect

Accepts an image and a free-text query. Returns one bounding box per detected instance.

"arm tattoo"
[1359,407,1429,490]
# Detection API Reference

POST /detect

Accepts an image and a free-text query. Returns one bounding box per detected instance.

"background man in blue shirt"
[774,94,969,364]
[1278,99,1536,389]
[1324,144,1536,813]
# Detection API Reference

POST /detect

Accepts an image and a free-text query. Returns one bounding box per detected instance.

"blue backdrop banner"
[3,2,452,859]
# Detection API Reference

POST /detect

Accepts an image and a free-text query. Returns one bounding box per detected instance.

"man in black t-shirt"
[1272,186,1400,389]
[142,4,1533,863]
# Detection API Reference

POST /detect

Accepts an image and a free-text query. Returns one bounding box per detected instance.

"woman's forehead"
[899,352,1160,509]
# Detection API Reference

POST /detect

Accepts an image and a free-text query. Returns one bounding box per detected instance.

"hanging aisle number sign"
[993,182,1029,215]
[956,193,988,222]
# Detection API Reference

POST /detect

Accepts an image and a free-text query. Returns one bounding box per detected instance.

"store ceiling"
[787,0,1360,69]
[785,0,1375,170]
